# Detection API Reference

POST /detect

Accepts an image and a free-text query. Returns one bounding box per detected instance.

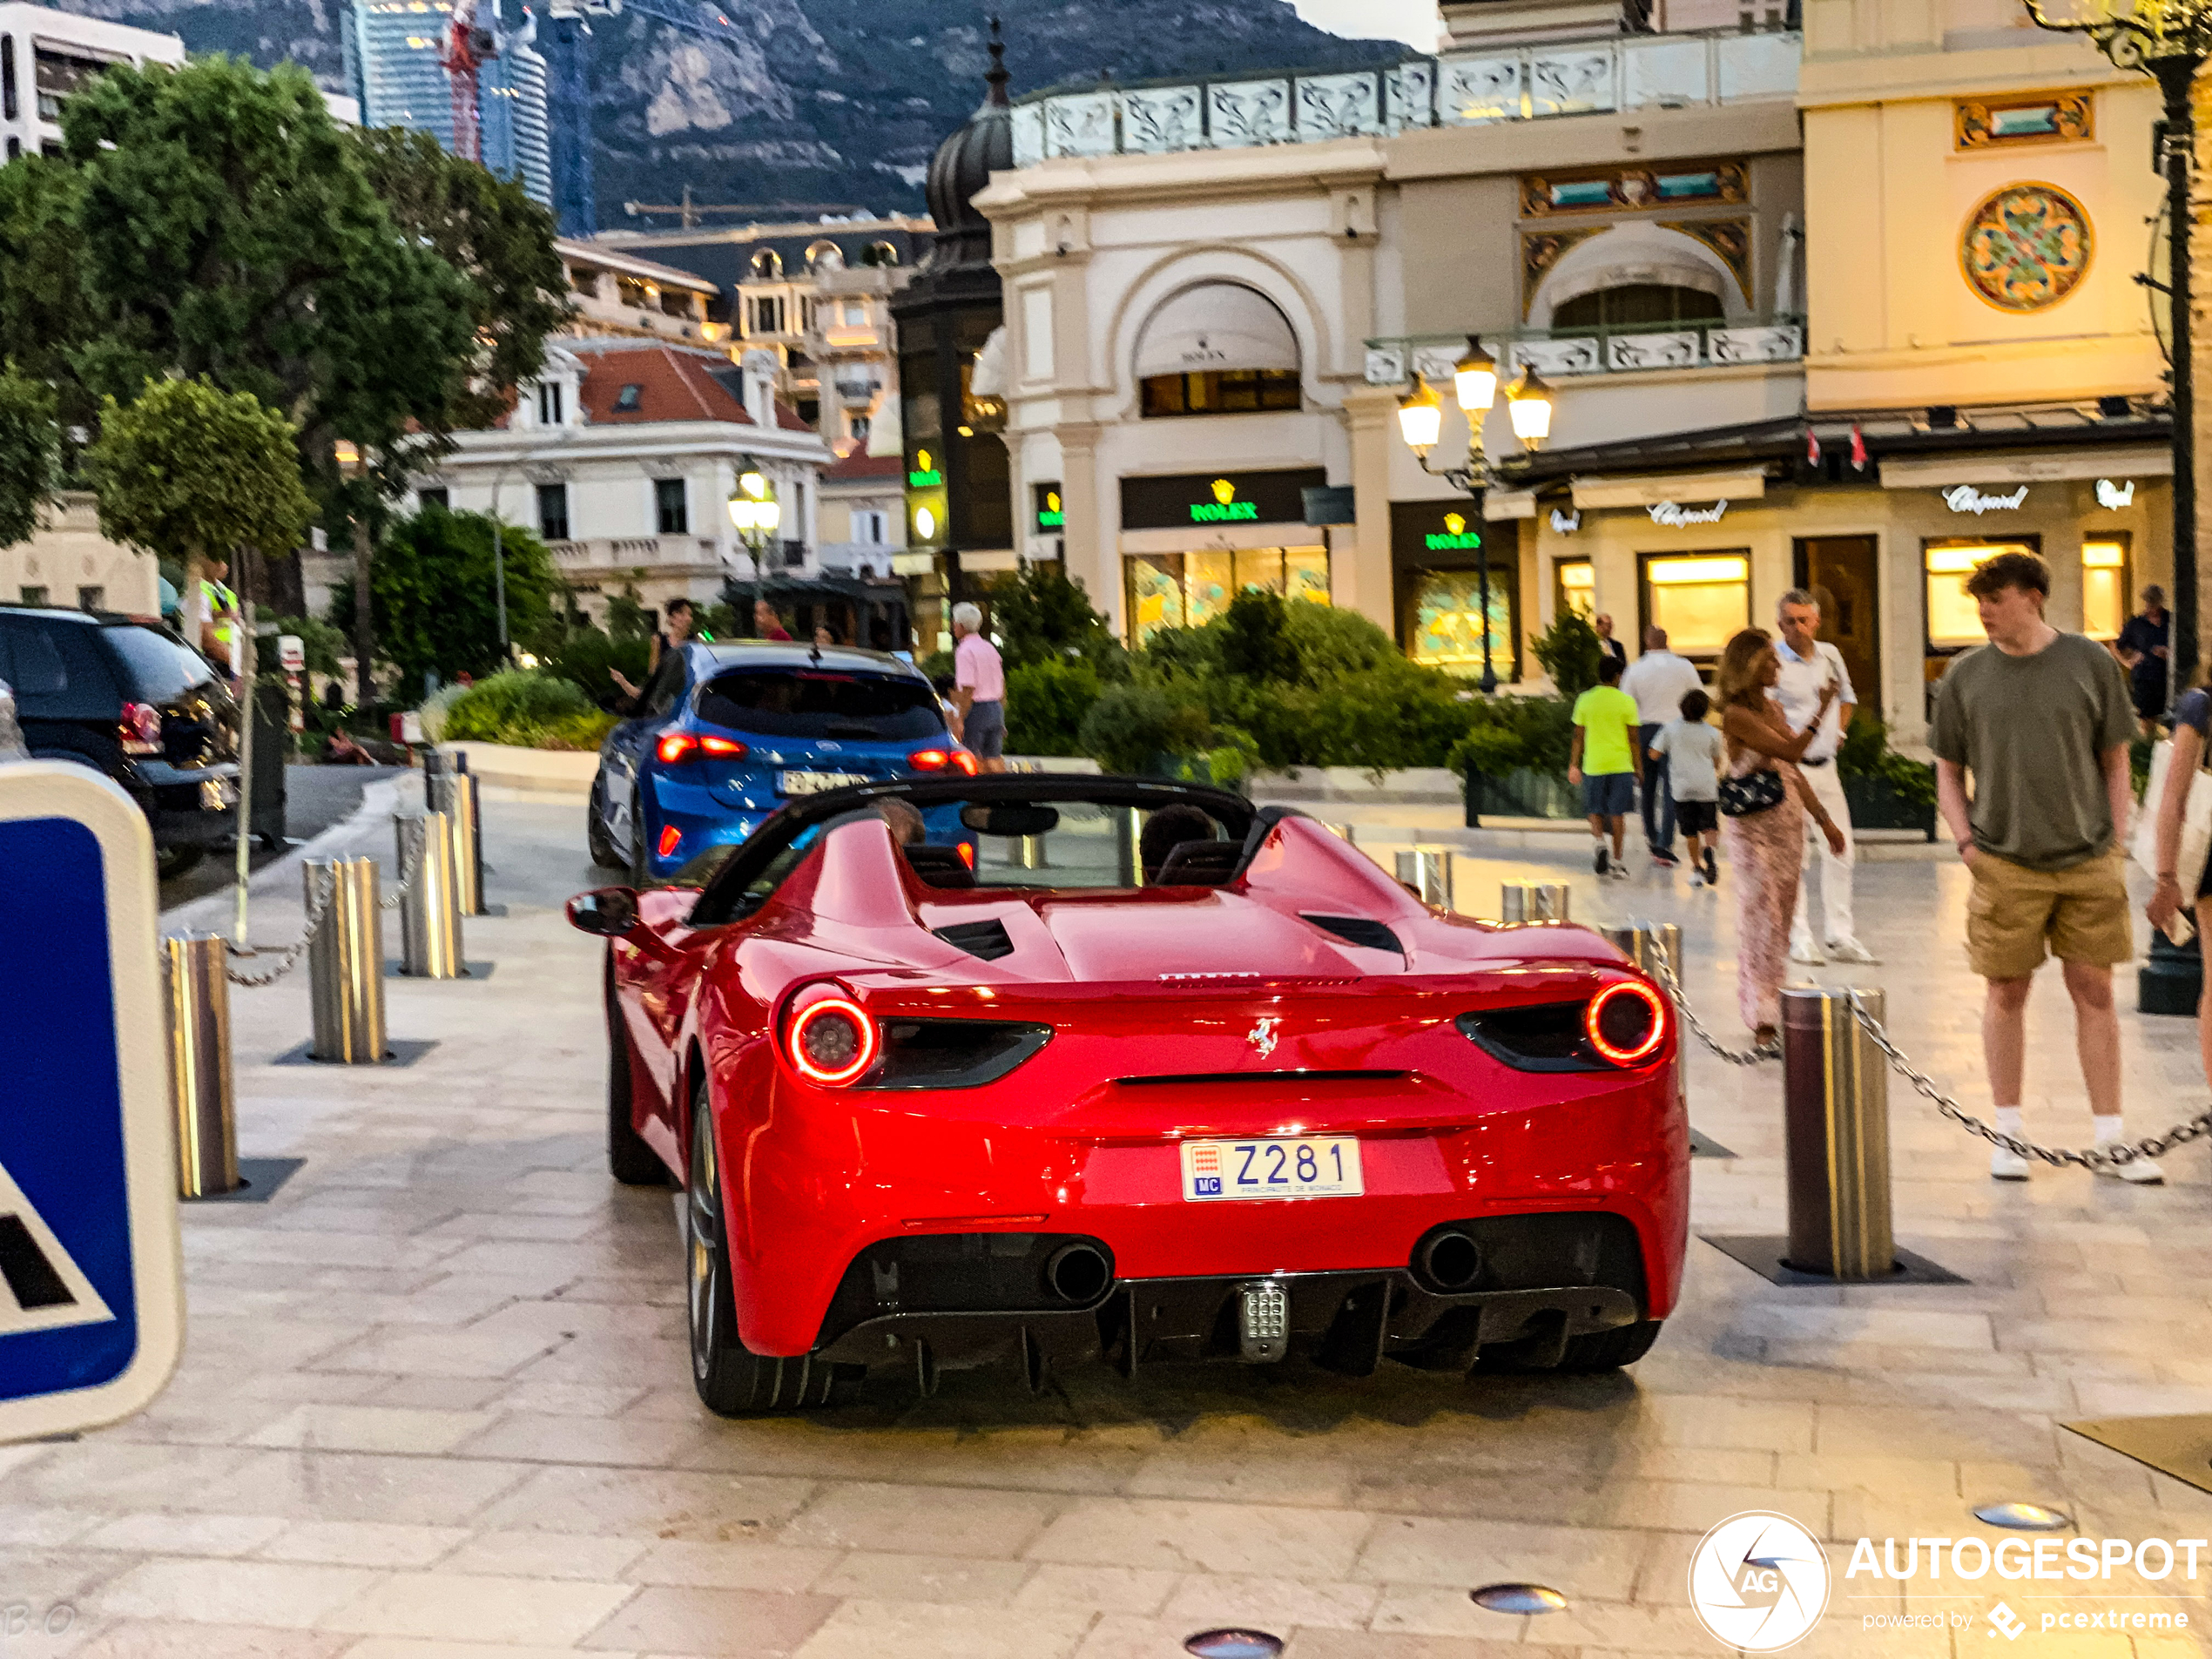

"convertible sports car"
[569,775,1688,1413]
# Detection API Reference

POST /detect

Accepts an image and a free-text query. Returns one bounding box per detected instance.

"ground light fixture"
[1182,1632,1284,1659]
[1470,1583,1570,1614]
[1393,335,1551,695]
[1973,1501,2073,1531]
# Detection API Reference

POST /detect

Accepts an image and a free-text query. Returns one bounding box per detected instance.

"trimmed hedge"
[442,671,617,752]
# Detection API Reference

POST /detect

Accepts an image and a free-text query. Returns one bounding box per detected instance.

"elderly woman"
[2147,684,2212,1090]
[1714,628,1846,1046]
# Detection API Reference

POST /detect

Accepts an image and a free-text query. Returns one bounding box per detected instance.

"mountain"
[57,0,1405,226]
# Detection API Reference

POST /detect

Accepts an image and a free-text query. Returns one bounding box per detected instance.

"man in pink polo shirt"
[950,601,1007,773]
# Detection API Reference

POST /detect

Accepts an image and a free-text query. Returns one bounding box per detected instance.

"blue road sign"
[0,764,181,1440]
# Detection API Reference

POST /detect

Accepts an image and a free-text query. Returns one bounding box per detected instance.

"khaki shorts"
[1966,851,2134,981]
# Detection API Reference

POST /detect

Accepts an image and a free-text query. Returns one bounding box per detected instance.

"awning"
[1135,283,1300,381]
[1483,489,1537,521]
[1571,469,1769,509]
[1878,446,2172,489]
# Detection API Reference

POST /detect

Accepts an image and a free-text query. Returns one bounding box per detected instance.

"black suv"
[0,605,239,875]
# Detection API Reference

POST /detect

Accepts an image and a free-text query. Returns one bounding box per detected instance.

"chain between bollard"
[223,865,337,988]
[380,830,421,911]
[1843,991,2212,1170]
[1642,934,1778,1067]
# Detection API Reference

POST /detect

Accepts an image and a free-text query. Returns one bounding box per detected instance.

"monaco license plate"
[1180,1137,1364,1202]
[779,770,868,796]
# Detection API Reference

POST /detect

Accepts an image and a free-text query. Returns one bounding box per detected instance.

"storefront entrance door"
[1794,536,1881,724]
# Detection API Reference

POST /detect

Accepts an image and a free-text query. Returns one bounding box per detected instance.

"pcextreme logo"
[1688,1512,1831,1652]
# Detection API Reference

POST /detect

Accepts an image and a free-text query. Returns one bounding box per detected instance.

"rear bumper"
[138,762,239,847]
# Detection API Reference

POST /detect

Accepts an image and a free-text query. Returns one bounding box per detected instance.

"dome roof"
[923,21,1013,273]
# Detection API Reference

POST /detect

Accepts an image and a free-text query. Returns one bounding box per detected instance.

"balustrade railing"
[1365,316,1804,386]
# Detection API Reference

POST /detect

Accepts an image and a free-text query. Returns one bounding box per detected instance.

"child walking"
[1650,688,1723,887]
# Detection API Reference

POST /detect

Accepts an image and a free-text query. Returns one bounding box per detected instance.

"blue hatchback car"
[588,642,975,882]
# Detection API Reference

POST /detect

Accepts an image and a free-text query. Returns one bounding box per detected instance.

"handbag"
[2131,737,2212,896]
[1718,765,1786,819]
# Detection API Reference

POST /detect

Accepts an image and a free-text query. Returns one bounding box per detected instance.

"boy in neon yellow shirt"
[1570,656,1643,878]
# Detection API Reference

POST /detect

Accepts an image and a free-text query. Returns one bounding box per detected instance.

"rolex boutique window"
[1123,547,1329,646]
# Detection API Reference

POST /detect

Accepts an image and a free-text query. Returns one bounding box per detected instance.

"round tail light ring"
[788,996,880,1087]
[1586,980,1667,1066]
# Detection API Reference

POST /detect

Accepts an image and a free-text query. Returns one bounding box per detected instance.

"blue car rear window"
[697,669,942,741]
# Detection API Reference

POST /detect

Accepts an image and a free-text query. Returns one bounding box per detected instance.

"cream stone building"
[3,493,158,617]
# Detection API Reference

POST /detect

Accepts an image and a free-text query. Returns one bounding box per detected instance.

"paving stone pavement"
[6,794,2212,1657]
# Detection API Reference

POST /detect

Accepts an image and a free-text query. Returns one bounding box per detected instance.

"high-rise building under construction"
[343,0,552,209]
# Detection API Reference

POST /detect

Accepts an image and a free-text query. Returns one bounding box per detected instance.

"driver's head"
[1140,805,1215,884]
[873,799,925,846]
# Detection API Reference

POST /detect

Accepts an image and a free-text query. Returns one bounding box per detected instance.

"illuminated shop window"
[1640,553,1750,659]
[1555,556,1594,618]
[1409,569,1518,680]
[2081,537,2129,642]
[1123,547,1330,645]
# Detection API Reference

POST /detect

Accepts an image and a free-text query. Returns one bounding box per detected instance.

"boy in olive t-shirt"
[1928,549,2157,1185]
[1570,656,1643,878]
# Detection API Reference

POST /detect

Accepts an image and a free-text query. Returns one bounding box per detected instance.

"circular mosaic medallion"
[1961,182,2093,312]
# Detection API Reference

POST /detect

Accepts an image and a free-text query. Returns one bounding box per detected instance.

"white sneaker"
[2097,1157,2165,1185]
[1991,1147,2032,1181]
[1689,871,1706,888]
[1790,940,1826,966]
[1608,862,1630,880]
[1826,938,1880,965]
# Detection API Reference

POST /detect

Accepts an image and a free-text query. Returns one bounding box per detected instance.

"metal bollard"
[1501,882,1572,923]
[1780,986,1896,1280]
[161,934,241,1197]
[307,858,388,1062]
[1394,846,1454,908]
[429,771,486,916]
[1602,919,1681,979]
[396,812,466,979]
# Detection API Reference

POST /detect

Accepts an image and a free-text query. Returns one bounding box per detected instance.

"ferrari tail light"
[1584,981,1668,1066]
[658,824,683,859]
[788,996,880,1086]
[119,701,163,756]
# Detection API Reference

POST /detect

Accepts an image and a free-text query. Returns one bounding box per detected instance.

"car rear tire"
[587,777,624,871]
[605,971,665,1188]
[686,1081,857,1416]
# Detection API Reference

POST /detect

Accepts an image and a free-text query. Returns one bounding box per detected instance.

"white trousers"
[1789,760,1858,949]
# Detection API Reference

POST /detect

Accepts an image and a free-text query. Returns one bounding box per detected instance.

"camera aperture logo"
[1689,1511,1831,1651]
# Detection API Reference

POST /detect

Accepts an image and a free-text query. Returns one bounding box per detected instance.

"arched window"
[806,239,843,273]
[1551,283,1725,332]
[1134,283,1302,419]
[862,241,900,268]
[750,248,783,280]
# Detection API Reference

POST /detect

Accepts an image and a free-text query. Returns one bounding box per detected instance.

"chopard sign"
[1648,500,1729,527]
[1943,484,2029,515]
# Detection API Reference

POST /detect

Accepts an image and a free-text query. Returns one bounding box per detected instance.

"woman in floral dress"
[1715,629,1848,1046]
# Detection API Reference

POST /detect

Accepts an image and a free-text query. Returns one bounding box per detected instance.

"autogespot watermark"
[1689,1517,2206,1650]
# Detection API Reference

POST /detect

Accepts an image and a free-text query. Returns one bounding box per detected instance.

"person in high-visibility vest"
[198,557,239,677]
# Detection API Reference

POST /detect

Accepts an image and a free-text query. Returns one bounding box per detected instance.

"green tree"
[1532,606,1603,701]
[991,559,1123,671]
[1217,589,1298,683]
[352,126,574,435]
[0,371,58,549]
[87,376,315,630]
[352,505,558,691]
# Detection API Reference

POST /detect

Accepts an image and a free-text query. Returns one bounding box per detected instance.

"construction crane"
[621,187,871,227]
[543,0,749,239]
[438,0,501,164]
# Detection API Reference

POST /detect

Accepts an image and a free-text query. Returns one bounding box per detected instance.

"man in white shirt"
[1619,626,1704,868]
[1775,589,1877,964]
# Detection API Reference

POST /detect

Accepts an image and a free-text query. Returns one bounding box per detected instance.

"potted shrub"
[1837,717,1937,840]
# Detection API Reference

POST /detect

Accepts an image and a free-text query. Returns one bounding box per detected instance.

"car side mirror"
[568,887,641,937]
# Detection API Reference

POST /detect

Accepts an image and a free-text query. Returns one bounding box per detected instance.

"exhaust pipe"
[1415,1228,1483,1292]
[1042,1241,1112,1304]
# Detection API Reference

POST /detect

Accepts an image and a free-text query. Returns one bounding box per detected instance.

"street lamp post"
[728,462,783,627]
[1395,338,1554,694]
[2023,0,2203,702]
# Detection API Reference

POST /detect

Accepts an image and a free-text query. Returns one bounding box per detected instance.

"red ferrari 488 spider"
[568,776,1688,1414]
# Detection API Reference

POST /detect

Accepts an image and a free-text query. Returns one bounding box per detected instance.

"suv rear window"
[697,670,942,741]
[101,625,218,703]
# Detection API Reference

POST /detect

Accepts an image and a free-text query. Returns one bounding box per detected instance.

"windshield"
[697,668,942,741]
[102,624,219,703]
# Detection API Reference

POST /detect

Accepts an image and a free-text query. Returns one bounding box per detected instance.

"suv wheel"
[685,1078,856,1415]
[587,776,624,871]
